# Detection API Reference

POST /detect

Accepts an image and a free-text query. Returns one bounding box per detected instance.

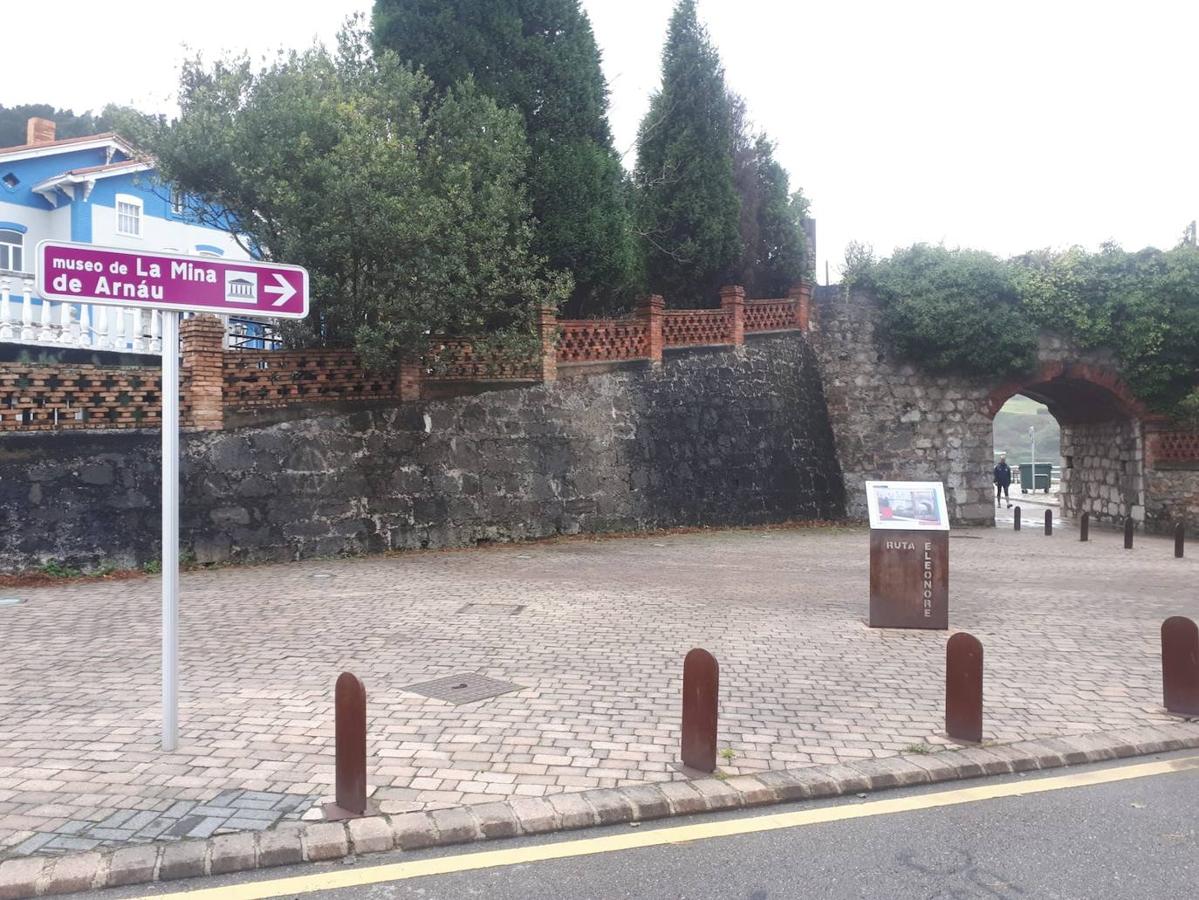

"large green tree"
[373,0,639,315]
[738,134,807,297]
[635,0,742,305]
[0,103,146,146]
[147,26,569,366]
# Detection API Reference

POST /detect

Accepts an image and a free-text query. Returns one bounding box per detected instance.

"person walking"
[994,454,1013,508]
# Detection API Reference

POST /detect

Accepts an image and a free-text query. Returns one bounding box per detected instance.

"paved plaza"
[1,520,1196,861]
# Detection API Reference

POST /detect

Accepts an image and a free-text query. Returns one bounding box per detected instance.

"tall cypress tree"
[741,134,807,297]
[635,0,741,305]
[373,0,640,315]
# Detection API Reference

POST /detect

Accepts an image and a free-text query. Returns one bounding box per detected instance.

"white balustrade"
[20,279,35,342]
[78,303,92,348]
[0,278,11,341]
[0,274,275,354]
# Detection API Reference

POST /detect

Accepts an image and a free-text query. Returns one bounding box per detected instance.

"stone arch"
[810,288,1171,529]
[984,359,1147,527]
[985,361,1147,424]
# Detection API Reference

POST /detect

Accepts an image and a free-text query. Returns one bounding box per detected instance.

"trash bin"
[1018,463,1033,493]
[1034,463,1053,493]
[1019,463,1054,493]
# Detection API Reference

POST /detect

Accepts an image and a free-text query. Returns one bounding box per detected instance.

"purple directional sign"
[36,240,309,319]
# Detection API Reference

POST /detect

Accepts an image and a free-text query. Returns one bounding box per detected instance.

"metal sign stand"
[161,310,180,751]
[35,240,309,754]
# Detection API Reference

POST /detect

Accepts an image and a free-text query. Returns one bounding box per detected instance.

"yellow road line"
[150,754,1199,899]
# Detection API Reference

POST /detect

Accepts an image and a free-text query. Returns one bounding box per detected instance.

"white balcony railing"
[0,273,280,353]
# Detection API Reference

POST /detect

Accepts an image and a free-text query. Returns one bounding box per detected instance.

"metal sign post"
[161,310,180,750]
[36,241,308,751]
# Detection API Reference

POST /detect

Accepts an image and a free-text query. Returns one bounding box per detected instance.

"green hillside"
[992,397,1060,466]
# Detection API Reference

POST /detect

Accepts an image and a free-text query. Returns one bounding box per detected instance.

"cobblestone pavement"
[2,522,1195,859]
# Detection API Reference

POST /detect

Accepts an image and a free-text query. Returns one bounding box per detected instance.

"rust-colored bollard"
[323,671,368,820]
[1013,507,1021,531]
[946,632,983,744]
[1175,522,1185,559]
[1124,517,1134,550]
[681,648,719,773]
[1044,509,1052,536]
[1079,512,1089,542]
[1161,617,1199,716]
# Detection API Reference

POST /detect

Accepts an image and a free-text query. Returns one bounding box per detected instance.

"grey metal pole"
[161,310,180,752]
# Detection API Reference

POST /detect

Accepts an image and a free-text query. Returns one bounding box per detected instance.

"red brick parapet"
[638,294,665,365]
[536,305,558,383]
[179,315,226,431]
[789,281,813,331]
[720,285,746,346]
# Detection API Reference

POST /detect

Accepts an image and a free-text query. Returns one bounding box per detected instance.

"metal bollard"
[1161,617,1199,716]
[1124,517,1134,550]
[1079,511,1089,542]
[1013,507,1021,531]
[323,671,368,820]
[1175,522,1185,559]
[681,648,719,773]
[946,632,983,743]
[1044,509,1052,536]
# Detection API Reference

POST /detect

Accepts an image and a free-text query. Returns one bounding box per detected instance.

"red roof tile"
[0,131,129,157]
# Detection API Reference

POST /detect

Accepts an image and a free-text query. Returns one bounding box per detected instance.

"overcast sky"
[9,1,1198,282]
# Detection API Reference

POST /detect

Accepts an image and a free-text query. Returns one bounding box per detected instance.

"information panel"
[866,481,949,629]
[865,480,950,531]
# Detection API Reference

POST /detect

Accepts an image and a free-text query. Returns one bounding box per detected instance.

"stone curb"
[2,722,1197,898]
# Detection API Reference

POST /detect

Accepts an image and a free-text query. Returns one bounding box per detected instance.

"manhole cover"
[402,673,523,705]
[457,602,524,615]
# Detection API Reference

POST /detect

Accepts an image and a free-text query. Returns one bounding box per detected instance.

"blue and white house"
[0,117,260,352]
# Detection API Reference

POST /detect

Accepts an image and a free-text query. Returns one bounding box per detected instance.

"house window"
[115,194,143,237]
[170,189,187,217]
[0,229,23,272]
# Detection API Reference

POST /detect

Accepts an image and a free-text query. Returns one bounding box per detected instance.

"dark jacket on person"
[993,461,1012,487]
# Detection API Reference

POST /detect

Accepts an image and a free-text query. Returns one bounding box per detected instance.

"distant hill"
[992,398,1060,465]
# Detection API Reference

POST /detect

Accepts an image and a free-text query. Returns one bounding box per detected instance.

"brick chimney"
[26,117,56,145]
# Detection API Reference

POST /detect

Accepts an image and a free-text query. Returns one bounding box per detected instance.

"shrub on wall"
[853,242,1199,420]
[856,245,1036,377]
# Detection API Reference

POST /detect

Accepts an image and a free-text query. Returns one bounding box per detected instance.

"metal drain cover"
[402,673,523,705]
[457,602,524,615]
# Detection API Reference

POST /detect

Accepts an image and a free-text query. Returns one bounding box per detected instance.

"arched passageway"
[987,363,1147,526]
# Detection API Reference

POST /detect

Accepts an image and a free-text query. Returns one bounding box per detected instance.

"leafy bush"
[858,245,1036,377]
[853,242,1199,420]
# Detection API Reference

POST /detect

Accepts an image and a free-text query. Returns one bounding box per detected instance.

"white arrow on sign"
[264,273,297,307]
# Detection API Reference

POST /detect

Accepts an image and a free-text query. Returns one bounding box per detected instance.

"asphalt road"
[103,750,1199,900]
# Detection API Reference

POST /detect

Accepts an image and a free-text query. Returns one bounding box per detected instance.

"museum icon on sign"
[224,271,258,304]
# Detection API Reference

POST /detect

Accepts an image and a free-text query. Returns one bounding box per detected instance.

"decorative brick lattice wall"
[223,350,404,410]
[744,299,799,333]
[0,364,161,431]
[1150,430,1199,465]
[425,338,540,381]
[0,285,815,432]
[662,310,733,347]
[557,320,650,363]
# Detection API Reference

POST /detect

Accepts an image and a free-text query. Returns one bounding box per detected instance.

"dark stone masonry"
[0,333,844,571]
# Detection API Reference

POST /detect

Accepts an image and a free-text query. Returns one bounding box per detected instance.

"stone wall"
[1059,419,1144,525]
[809,287,1151,528]
[0,333,844,571]
[1144,468,1199,534]
[810,287,997,524]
